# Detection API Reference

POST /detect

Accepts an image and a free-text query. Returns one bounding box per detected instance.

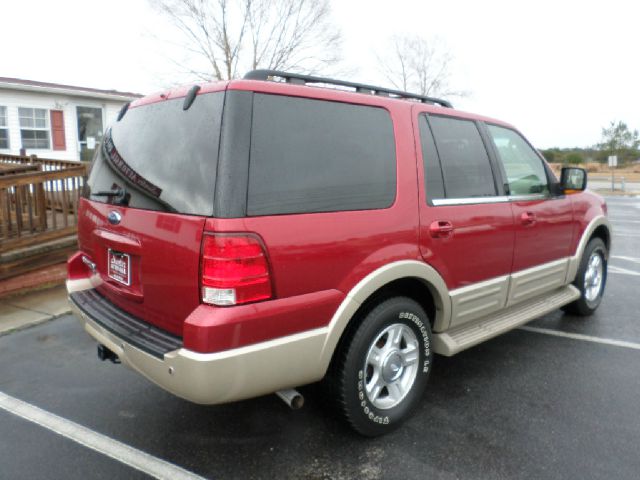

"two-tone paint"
[68,78,611,404]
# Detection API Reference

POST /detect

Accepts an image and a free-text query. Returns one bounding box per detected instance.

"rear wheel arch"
[350,277,438,330]
[319,261,450,376]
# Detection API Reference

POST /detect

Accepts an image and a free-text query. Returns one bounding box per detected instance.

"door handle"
[429,221,454,238]
[520,211,536,226]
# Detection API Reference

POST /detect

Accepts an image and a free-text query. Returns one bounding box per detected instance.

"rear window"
[247,94,396,216]
[86,92,224,215]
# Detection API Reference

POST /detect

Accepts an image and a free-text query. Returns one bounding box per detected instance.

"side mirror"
[560,167,587,193]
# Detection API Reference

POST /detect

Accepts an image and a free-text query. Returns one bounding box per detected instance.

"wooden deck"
[0,154,87,279]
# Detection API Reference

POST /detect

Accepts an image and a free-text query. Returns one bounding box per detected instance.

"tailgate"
[78,199,206,336]
[76,89,226,336]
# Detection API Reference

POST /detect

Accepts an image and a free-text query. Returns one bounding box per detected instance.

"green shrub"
[566,153,583,164]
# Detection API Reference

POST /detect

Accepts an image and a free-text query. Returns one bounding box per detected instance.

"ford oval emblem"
[107,211,122,225]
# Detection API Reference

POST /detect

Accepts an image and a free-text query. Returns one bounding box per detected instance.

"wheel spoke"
[366,372,385,401]
[389,325,404,348]
[586,272,594,286]
[367,346,384,368]
[402,345,418,366]
[386,382,403,402]
[592,255,601,269]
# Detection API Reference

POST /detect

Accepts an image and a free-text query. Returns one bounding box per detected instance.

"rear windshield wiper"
[92,185,129,206]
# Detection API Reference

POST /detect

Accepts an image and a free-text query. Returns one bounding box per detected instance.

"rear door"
[484,123,574,305]
[78,91,225,336]
[415,109,515,330]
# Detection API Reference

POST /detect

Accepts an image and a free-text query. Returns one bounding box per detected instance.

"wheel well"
[328,277,438,376]
[358,277,437,325]
[591,225,611,252]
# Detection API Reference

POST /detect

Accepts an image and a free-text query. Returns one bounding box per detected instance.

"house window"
[0,106,8,149]
[19,107,50,149]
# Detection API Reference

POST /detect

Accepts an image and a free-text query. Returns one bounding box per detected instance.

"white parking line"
[612,255,640,264]
[609,266,640,276]
[0,392,207,480]
[519,326,640,351]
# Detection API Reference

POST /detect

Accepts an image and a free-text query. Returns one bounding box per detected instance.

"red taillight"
[200,234,272,306]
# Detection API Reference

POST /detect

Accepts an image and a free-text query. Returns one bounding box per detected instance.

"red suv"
[67,70,611,436]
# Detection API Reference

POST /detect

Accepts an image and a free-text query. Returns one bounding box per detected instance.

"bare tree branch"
[378,35,469,99]
[149,0,342,81]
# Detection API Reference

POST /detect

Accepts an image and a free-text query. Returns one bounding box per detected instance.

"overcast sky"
[4,0,638,148]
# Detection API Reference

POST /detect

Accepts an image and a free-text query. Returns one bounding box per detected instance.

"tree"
[149,0,342,81]
[540,149,556,163]
[378,35,467,98]
[598,121,640,165]
[565,152,583,165]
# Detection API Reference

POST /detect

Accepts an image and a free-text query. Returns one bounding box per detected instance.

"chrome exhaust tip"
[276,389,304,410]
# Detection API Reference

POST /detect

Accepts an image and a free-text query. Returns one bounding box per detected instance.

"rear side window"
[428,116,496,199]
[418,115,445,200]
[87,92,224,215]
[247,94,396,216]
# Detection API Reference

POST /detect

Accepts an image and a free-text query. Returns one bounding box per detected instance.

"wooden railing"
[0,155,88,252]
[0,153,83,171]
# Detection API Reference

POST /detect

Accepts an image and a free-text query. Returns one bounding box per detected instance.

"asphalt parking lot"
[1,196,639,480]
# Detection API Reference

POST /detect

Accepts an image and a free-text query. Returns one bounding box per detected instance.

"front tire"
[564,237,608,316]
[333,297,433,436]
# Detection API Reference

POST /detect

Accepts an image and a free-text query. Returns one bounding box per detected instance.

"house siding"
[0,87,135,161]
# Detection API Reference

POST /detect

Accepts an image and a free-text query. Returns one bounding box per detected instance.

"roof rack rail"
[243,70,453,108]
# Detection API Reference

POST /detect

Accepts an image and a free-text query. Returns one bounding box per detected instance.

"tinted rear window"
[247,94,396,216]
[428,116,496,199]
[87,92,224,215]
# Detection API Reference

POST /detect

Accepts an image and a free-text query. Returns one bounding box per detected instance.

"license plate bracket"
[107,249,131,286]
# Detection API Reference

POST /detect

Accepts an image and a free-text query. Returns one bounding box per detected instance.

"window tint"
[87,92,224,215]
[418,115,445,200]
[488,125,548,195]
[248,94,396,216]
[429,116,496,198]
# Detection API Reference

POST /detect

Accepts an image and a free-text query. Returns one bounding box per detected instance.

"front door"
[484,123,574,305]
[415,109,516,329]
[76,106,104,161]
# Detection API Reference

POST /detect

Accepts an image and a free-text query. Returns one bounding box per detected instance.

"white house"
[0,77,141,162]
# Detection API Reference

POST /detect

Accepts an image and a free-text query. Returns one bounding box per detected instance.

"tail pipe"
[97,344,121,364]
[276,389,304,410]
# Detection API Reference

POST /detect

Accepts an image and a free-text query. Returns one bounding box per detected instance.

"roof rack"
[243,70,453,108]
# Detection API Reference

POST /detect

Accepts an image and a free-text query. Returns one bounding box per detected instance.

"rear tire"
[564,237,607,316]
[331,297,433,436]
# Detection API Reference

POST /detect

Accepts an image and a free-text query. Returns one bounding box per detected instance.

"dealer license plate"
[107,249,131,286]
